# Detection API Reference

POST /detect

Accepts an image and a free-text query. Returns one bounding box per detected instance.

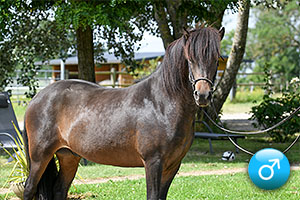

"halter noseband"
[187,60,216,91]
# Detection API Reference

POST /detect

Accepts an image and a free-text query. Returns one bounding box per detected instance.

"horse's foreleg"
[53,149,81,200]
[144,157,163,200]
[159,163,181,200]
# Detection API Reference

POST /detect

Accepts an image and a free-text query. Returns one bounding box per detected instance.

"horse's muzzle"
[193,90,212,107]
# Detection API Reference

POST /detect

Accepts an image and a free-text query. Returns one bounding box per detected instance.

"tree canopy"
[248,0,300,83]
[0,0,148,95]
[0,0,73,96]
[149,0,238,48]
[0,0,241,97]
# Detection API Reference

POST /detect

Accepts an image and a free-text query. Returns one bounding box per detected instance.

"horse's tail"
[23,121,58,200]
[36,158,58,199]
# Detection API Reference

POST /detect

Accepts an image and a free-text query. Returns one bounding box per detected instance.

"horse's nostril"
[194,90,211,101]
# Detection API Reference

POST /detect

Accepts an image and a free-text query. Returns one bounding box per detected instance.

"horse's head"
[183,27,225,107]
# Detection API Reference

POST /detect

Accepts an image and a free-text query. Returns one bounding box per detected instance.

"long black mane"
[160,27,221,97]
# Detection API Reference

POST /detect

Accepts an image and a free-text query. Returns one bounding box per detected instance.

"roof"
[35,52,253,66]
[35,52,165,65]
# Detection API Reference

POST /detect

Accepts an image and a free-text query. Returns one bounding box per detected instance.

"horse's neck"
[147,63,197,115]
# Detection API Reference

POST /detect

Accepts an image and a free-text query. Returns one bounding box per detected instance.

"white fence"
[5,69,132,101]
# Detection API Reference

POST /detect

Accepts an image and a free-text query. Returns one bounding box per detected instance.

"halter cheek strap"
[188,60,215,91]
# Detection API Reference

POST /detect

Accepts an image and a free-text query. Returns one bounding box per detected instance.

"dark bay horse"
[23,26,224,200]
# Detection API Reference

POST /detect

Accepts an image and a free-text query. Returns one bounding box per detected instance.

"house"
[35,52,165,87]
[35,52,230,87]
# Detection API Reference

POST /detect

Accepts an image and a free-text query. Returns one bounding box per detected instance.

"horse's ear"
[183,27,189,40]
[219,27,225,41]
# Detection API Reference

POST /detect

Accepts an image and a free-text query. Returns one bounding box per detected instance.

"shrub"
[131,57,161,80]
[1,122,29,199]
[250,77,300,142]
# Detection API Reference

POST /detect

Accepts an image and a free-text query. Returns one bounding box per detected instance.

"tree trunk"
[165,0,187,40]
[208,0,250,117]
[211,9,226,30]
[153,1,174,49]
[76,25,95,83]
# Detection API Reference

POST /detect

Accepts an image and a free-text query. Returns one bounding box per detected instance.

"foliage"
[250,76,300,142]
[0,0,241,97]
[0,0,74,97]
[54,0,150,73]
[220,29,235,56]
[247,0,300,85]
[131,57,161,80]
[1,122,29,185]
[220,28,253,73]
[1,122,29,199]
[148,0,239,48]
[0,0,149,95]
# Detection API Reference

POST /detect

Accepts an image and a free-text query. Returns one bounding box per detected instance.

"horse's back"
[25,80,104,150]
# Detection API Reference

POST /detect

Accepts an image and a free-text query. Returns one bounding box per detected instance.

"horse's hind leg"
[24,156,55,200]
[53,148,81,200]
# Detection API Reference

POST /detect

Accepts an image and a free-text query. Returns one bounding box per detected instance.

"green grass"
[2,137,299,185]
[1,138,300,199]
[12,103,27,123]
[65,137,300,182]
[221,89,264,115]
[3,171,300,200]
[76,164,145,180]
[0,154,14,187]
[67,170,300,200]
[222,101,256,115]
[231,88,265,104]
[10,95,29,122]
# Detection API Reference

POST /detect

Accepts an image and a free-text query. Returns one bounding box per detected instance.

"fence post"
[111,68,116,88]
[60,59,65,80]
[250,81,254,93]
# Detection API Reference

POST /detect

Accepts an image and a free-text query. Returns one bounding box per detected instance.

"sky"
[137,10,255,53]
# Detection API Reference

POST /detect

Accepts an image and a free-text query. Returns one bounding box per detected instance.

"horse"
[23,26,225,200]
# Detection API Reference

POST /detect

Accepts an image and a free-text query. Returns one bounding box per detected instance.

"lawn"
[1,137,300,199]
[67,171,300,200]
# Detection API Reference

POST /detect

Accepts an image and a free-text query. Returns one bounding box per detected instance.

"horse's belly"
[68,132,144,167]
[81,149,144,167]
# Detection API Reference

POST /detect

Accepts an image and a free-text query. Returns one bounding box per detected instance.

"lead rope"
[201,101,300,155]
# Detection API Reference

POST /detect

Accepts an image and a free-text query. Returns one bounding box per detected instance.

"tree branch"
[165,0,185,40]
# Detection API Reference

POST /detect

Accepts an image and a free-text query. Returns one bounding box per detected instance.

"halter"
[187,60,216,92]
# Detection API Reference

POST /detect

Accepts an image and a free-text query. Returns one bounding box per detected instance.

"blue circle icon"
[248,148,290,190]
